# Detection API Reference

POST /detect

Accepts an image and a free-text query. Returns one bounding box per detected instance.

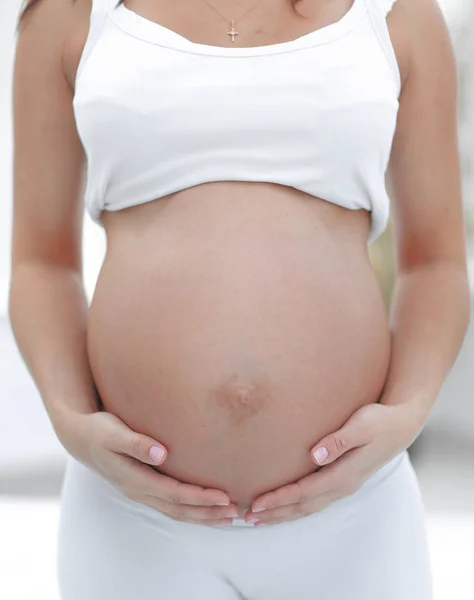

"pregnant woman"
[9,0,469,597]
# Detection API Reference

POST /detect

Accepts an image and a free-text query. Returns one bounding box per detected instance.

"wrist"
[48,391,100,423]
[381,392,433,445]
[49,402,97,456]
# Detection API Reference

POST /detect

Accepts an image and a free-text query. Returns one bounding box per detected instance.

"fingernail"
[149,446,165,463]
[246,517,261,524]
[252,507,266,513]
[215,501,231,506]
[312,446,328,464]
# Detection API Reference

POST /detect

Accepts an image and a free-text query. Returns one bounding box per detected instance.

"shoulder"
[16,0,94,92]
[386,0,452,44]
[15,0,89,58]
[378,0,455,91]
[16,0,89,31]
[397,0,456,84]
[372,0,445,20]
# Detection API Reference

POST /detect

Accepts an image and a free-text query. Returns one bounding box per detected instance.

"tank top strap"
[76,0,117,85]
[366,0,397,17]
[92,0,117,15]
[373,0,398,18]
[364,0,401,96]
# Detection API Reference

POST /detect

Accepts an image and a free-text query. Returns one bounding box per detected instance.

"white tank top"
[73,0,400,244]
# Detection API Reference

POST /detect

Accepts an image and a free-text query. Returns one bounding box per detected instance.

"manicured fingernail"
[246,517,261,524]
[149,446,165,463]
[252,507,266,513]
[312,446,328,464]
[215,501,231,506]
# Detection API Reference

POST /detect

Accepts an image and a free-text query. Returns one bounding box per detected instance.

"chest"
[73,18,399,161]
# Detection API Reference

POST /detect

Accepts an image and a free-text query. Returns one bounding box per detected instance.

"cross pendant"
[227,20,239,43]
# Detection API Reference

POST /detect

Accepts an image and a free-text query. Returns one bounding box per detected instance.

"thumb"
[103,413,168,466]
[310,423,363,466]
[131,434,168,466]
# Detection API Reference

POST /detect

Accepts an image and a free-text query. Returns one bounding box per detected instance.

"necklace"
[199,0,265,43]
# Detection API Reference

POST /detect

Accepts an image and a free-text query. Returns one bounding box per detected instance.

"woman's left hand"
[245,400,425,526]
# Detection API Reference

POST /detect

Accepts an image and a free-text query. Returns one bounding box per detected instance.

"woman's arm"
[10,0,98,429]
[9,0,236,522]
[379,0,470,424]
[310,0,471,465]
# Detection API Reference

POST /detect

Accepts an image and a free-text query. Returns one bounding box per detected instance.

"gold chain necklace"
[199,0,265,43]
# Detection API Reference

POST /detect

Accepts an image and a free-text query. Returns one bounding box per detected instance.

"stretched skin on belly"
[87,187,391,509]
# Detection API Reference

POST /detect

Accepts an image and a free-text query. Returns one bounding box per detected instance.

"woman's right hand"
[55,409,240,526]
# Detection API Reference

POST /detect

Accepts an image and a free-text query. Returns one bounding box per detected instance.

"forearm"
[8,261,100,436]
[379,260,471,428]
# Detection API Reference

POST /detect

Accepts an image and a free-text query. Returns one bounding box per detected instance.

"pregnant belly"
[87,187,391,511]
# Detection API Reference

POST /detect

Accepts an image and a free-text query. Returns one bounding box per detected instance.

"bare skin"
[75,0,407,512]
[89,187,390,511]
[12,0,465,524]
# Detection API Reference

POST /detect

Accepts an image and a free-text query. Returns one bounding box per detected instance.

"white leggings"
[57,449,433,599]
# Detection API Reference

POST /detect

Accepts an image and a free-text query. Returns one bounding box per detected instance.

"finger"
[141,495,240,523]
[98,413,232,505]
[310,404,381,466]
[252,449,376,525]
[100,412,169,466]
[116,454,232,507]
[250,447,369,513]
[149,470,233,507]
[310,423,367,466]
[247,493,336,526]
[185,518,235,526]
[134,435,168,466]
[250,469,333,512]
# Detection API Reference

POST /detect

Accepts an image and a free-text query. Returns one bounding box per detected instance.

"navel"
[212,372,271,426]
